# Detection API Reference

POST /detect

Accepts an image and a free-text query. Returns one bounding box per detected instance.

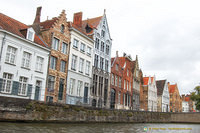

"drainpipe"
[0,32,6,72]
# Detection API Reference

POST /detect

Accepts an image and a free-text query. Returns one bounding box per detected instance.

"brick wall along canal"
[0,123,200,133]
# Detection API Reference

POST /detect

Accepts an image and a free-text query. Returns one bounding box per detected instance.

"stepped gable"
[0,13,47,48]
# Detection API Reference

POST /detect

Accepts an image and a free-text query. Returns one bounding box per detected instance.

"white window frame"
[5,46,17,64]
[35,56,44,72]
[18,76,28,96]
[73,39,79,49]
[61,42,68,54]
[22,51,31,69]
[71,55,77,71]
[2,73,13,93]
[77,80,83,96]
[50,56,57,70]
[80,43,85,52]
[60,60,66,72]
[85,61,90,75]
[79,58,84,73]
[69,78,75,95]
[52,37,59,50]
[87,46,91,56]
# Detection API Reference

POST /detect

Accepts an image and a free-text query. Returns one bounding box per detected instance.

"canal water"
[0,122,199,133]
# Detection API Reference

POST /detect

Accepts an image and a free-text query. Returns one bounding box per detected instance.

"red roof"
[82,16,102,29]
[169,84,176,93]
[143,77,154,85]
[40,17,58,30]
[0,13,47,48]
[185,97,190,102]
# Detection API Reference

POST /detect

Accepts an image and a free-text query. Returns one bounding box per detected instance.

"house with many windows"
[66,12,94,105]
[32,7,71,103]
[143,76,157,112]
[0,13,50,101]
[156,80,170,112]
[78,11,112,108]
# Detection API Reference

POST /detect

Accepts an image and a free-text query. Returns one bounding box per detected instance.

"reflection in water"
[0,122,199,133]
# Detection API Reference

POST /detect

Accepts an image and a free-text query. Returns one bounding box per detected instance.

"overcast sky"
[1,0,200,95]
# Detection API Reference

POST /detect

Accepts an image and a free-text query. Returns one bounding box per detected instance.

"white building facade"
[90,13,112,108]
[66,22,94,105]
[161,81,170,112]
[182,101,189,112]
[147,76,157,112]
[0,14,50,101]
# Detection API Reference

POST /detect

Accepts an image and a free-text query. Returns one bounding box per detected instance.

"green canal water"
[0,122,199,133]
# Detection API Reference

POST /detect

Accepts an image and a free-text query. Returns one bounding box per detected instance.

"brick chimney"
[116,51,118,57]
[33,7,42,24]
[73,12,82,27]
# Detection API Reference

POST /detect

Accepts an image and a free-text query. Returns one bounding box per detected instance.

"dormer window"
[26,28,35,41]
[61,24,65,33]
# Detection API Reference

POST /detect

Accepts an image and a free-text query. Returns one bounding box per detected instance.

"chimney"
[73,12,82,27]
[116,51,118,57]
[33,7,42,24]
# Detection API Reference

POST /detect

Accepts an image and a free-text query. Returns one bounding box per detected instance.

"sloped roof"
[40,17,58,30]
[0,13,48,48]
[143,77,154,85]
[169,84,176,93]
[156,80,166,95]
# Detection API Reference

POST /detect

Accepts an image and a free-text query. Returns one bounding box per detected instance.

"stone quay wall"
[0,96,199,123]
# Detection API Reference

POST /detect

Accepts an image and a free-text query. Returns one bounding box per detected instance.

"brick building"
[32,7,71,103]
[169,83,182,112]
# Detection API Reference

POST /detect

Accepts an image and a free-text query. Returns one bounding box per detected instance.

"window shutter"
[0,78,3,91]
[12,81,19,95]
[27,84,33,98]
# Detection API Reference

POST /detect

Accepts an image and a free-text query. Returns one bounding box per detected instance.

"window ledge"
[35,70,43,74]
[5,62,16,66]
[21,66,30,70]
[80,50,85,53]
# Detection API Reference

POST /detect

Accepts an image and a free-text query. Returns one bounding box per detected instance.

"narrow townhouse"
[139,70,145,111]
[143,76,157,112]
[156,80,170,112]
[0,13,50,101]
[168,83,182,112]
[110,51,123,109]
[75,11,112,108]
[131,55,140,110]
[66,12,94,105]
[118,54,133,110]
[181,94,189,112]
[32,7,71,103]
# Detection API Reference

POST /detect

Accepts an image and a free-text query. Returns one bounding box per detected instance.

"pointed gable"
[40,17,58,30]
[143,77,149,85]
[156,80,166,95]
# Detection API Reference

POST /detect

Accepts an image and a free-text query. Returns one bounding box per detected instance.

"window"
[85,61,90,75]
[119,77,121,88]
[104,78,108,105]
[80,43,85,52]
[73,39,78,48]
[79,58,84,73]
[105,60,108,72]
[124,80,126,90]
[5,46,17,64]
[127,69,129,76]
[87,46,91,56]
[111,74,114,85]
[99,77,103,96]
[115,64,119,71]
[27,31,33,41]
[101,30,105,37]
[35,80,42,100]
[118,92,121,104]
[100,41,104,52]
[95,38,100,49]
[106,45,109,55]
[50,56,57,70]
[69,78,75,95]
[35,56,43,72]
[52,37,59,50]
[100,57,104,69]
[60,60,66,72]
[77,80,83,96]
[22,52,31,68]
[71,55,77,70]
[58,78,64,100]
[47,75,55,92]
[18,76,28,96]
[127,81,129,90]
[94,54,99,67]
[61,42,68,54]
[115,75,118,87]
[61,24,65,33]
[93,74,98,96]
[2,73,13,93]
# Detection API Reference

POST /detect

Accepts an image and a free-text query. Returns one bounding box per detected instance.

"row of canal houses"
[0,7,186,112]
